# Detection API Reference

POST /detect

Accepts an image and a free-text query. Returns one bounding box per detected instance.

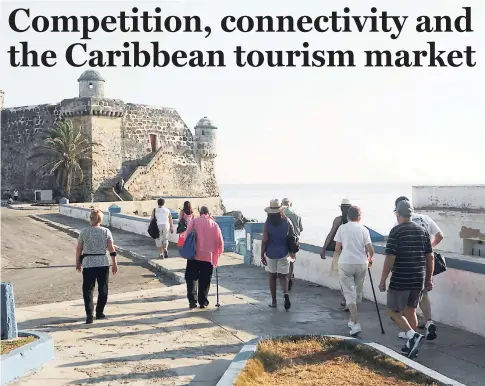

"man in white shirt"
[153,198,174,258]
[394,196,444,341]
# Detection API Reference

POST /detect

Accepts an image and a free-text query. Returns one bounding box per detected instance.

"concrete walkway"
[14,213,485,386]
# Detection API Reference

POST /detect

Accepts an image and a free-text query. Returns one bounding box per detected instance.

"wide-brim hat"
[340,198,351,207]
[265,198,282,214]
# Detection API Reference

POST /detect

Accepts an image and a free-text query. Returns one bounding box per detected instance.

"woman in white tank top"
[152,198,173,258]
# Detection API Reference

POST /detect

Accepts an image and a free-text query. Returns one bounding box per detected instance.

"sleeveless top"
[265,219,290,259]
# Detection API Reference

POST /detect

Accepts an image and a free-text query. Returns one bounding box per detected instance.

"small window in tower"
[201,130,205,135]
[88,82,93,89]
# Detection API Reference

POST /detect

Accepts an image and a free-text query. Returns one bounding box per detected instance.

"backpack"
[179,230,196,259]
[177,218,187,234]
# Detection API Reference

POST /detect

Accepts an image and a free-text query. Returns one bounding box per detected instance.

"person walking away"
[379,200,434,358]
[281,198,303,291]
[321,198,352,311]
[334,206,374,336]
[394,196,443,341]
[184,206,224,309]
[261,199,297,310]
[152,198,174,258]
[76,208,118,324]
[178,201,196,247]
[13,189,18,201]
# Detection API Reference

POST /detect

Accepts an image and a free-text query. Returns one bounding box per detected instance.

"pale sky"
[1,0,483,185]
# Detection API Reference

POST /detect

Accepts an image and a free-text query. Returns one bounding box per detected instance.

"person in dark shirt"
[379,200,434,358]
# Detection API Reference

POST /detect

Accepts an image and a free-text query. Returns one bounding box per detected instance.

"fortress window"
[201,130,205,135]
[88,82,93,89]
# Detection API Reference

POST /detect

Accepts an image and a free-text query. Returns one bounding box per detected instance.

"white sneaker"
[348,320,355,328]
[398,332,407,339]
[350,323,362,336]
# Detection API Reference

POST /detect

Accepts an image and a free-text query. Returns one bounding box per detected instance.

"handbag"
[177,218,187,234]
[433,252,447,276]
[148,210,160,239]
[287,222,300,254]
[179,230,196,259]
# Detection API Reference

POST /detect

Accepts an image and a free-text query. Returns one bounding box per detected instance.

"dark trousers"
[185,259,213,306]
[82,266,109,316]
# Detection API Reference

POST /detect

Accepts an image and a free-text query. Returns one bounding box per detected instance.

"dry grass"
[236,336,442,386]
[1,336,37,355]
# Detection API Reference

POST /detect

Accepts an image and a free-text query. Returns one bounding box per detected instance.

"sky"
[0,0,483,185]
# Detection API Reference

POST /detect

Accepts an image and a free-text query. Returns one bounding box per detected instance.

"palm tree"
[28,119,98,199]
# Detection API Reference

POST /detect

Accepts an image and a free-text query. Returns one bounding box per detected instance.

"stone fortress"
[0,70,221,204]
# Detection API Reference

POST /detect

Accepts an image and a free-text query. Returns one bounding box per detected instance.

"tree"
[28,119,98,199]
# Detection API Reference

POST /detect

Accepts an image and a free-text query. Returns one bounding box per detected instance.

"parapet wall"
[68,197,224,216]
[244,223,485,337]
[413,185,485,211]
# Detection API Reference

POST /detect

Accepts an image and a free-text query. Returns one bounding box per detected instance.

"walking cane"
[215,267,220,307]
[368,267,385,334]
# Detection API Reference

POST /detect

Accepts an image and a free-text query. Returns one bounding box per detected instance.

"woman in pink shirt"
[184,206,224,309]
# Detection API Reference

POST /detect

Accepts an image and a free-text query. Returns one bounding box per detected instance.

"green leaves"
[28,119,98,197]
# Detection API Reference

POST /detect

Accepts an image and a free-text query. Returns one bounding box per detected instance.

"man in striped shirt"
[379,200,435,358]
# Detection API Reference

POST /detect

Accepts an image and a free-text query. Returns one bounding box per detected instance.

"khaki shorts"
[265,256,291,274]
[155,224,170,247]
[387,289,423,312]
[339,263,368,305]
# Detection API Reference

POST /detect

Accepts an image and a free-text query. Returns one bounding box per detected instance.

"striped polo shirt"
[385,221,433,291]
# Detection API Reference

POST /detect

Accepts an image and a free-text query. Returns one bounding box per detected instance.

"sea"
[219,183,412,246]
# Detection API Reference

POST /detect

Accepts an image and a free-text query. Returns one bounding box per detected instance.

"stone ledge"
[1,330,55,385]
[216,335,466,386]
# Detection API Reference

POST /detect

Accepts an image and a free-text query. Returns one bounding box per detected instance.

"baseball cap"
[394,196,410,208]
[396,200,414,217]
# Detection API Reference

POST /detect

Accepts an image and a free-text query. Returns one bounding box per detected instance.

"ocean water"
[219,183,412,246]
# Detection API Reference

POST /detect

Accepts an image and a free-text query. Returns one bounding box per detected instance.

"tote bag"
[179,230,196,260]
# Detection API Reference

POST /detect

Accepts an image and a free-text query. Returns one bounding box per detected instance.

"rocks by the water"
[224,210,257,230]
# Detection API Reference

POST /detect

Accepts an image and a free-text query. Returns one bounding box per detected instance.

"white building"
[413,185,485,256]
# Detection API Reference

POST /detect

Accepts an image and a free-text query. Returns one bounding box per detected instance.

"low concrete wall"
[250,238,485,337]
[69,197,224,216]
[1,330,55,385]
[59,204,236,251]
[413,185,485,211]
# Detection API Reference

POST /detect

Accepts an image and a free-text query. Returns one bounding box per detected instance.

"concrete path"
[1,209,175,307]
[12,213,485,386]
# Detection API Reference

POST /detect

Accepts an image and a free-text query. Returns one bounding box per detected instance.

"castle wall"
[1,84,220,203]
[1,104,61,195]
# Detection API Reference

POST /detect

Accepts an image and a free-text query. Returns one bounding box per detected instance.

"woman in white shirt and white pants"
[152,198,174,258]
[334,206,374,336]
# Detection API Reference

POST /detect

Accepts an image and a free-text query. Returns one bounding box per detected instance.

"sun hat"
[265,198,282,214]
[340,198,351,207]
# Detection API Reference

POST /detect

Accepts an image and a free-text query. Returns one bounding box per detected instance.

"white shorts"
[155,224,170,247]
[265,256,290,274]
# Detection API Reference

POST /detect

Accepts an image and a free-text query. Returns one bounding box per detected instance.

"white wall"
[421,210,485,255]
[252,239,485,337]
[68,197,224,216]
[413,185,485,210]
[59,205,178,243]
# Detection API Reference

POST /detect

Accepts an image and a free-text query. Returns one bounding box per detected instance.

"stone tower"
[194,117,219,196]
[78,70,105,98]
[194,117,217,159]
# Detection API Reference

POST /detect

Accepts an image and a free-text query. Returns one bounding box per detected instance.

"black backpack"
[287,221,300,254]
[147,210,160,239]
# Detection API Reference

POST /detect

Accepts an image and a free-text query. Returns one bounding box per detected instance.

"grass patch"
[1,336,37,355]
[236,336,443,386]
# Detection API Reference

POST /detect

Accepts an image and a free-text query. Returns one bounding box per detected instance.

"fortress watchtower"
[194,117,217,159]
[78,70,105,98]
